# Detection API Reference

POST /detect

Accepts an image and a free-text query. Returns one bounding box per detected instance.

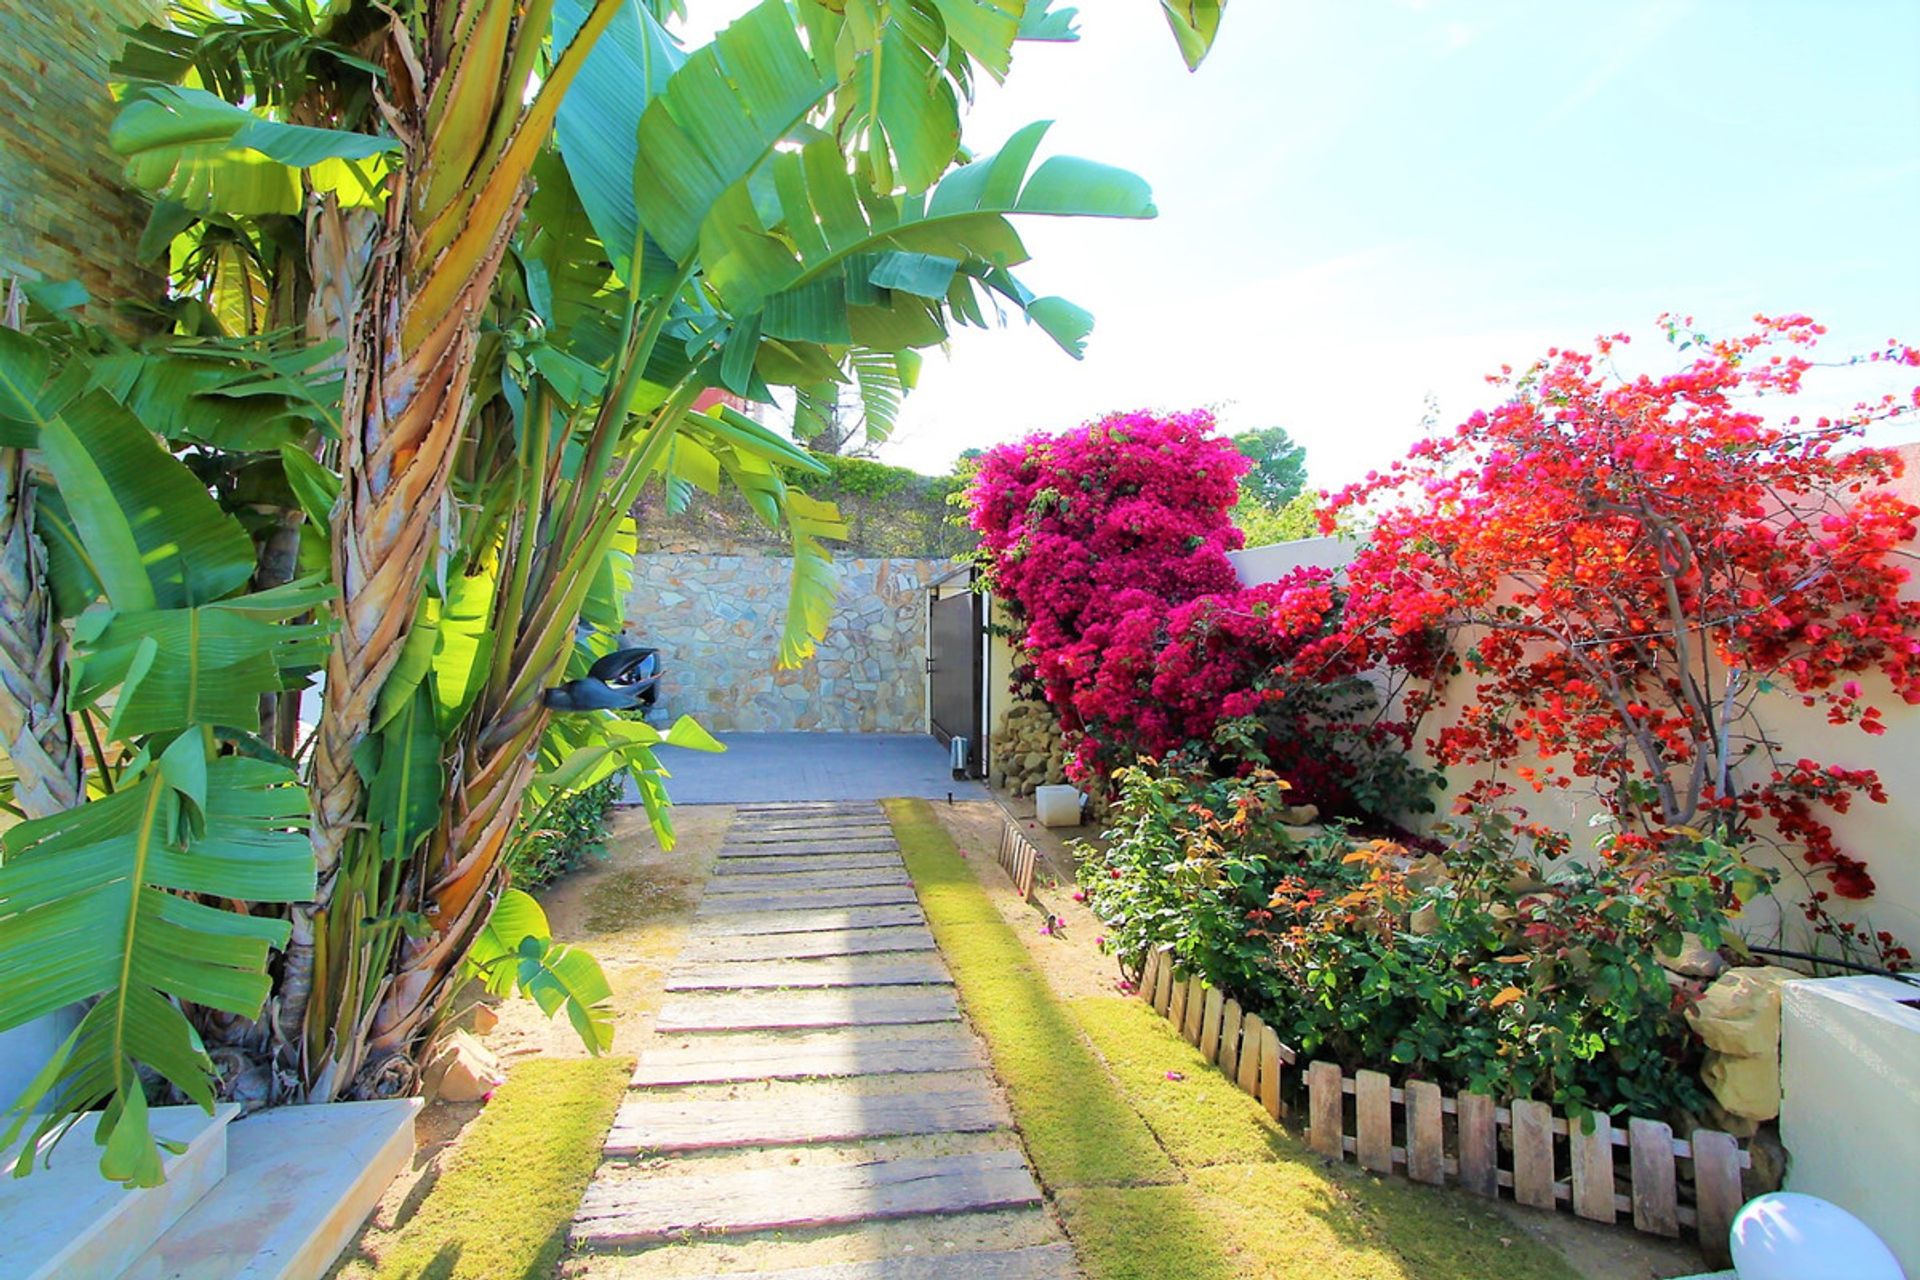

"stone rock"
[1703,1048,1781,1122]
[1408,904,1439,936]
[1744,1127,1787,1196]
[469,1003,499,1034]
[1280,804,1320,825]
[1688,965,1798,1057]
[423,1029,505,1103]
[1658,932,1727,980]
[1403,853,1452,891]
[1704,1100,1762,1139]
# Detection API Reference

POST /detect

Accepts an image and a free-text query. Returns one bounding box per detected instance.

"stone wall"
[0,1,164,323]
[626,554,948,732]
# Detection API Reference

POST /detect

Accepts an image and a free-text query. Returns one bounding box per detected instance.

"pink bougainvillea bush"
[970,409,1434,819]
[1327,315,1920,967]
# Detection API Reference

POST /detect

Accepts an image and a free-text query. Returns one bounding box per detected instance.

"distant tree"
[1231,426,1308,507]
[1234,491,1324,545]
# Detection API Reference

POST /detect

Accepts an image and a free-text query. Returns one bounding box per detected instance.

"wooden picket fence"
[994,817,1039,901]
[1139,948,1749,1267]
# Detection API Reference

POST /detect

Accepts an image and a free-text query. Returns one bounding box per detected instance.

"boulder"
[1688,965,1798,1057]
[1703,1048,1781,1122]
[469,1003,500,1034]
[423,1028,505,1103]
[1658,932,1727,980]
[1408,903,1439,937]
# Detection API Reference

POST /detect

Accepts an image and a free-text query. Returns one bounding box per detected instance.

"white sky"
[674,1,1920,488]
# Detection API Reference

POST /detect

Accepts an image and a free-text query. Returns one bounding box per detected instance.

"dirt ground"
[333,804,730,1277]
[932,794,1712,1280]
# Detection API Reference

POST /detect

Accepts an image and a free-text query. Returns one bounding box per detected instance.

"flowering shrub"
[1327,316,1920,966]
[1081,764,1757,1116]
[971,409,1431,818]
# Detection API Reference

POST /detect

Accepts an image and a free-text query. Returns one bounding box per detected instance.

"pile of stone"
[989,701,1068,797]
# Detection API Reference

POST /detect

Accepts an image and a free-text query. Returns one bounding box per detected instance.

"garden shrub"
[1081,762,1762,1117]
[506,776,622,888]
[970,409,1433,823]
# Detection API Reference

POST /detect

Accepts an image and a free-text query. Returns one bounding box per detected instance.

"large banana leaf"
[0,755,315,1185]
[1159,0,1227,70]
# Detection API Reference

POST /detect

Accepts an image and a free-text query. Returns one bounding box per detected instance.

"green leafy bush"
[1080,763,1767,1118]
[506,776,622,889]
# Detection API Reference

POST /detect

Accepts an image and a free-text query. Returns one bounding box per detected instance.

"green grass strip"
[885,798,1176,1189]
[888,799,1580,1280]
[364,1055,632,1280]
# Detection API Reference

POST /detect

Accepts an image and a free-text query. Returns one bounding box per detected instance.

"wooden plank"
[704,867,912,895]
[694,884,920,916]
[726,824,896,844]
[606,1085,1009,1154]
[1259,1026,1284,1119]
[690,904,927,938]
[719,838,899,857]
[1355,1070,1393,1173]
[1307,1060,1343,1158]
[654,987,959,1033]
[632,1027,986,1087]
[1235,1014,1263,1097]
[1181,977,1206,1044]
[1140,949,1162,1005]
[1569,1112,1616,1223]
[1456,1093,1498,1198]
[1152,953,1175,1016]
[678,925,935,963]
[680,1243,1079,1280]
[1168,970,1190,1031]
[665,954,951,991]
[1511,1099,1556,1210]
[1628,1117,1680,1237]
[1198,988,1226,1062]
[1691,1128,1743,1267]
[735,801,878,813]
[572,1150,1043,1247]
[1218,998,1243,1078]
[1405,1080,1444,1185]
[713,852,905,875]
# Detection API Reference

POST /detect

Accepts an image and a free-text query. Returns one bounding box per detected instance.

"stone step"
[688,904,928,938]
[704,866,912,895]
[665,953,952,991]
[719,838,901,857]
[677,1243,1080,1280]
[119,1099,417,1280]
[655,987,960,1033]
[694,884,919,916]
[3,1103,238,1280]
[632,1027,986,1087]
[572,1150,1042,1249]
[712,852,905,876]
[606,1083,1008,1154]
[677,925,937,963]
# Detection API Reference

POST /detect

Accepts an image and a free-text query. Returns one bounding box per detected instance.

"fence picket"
[1181,976,1206,1044]
[1355,1070,1393,1173]
[1405,1080,1444,1185]
[1258,1025,1285,1119]
[1691,1128,1742,1267]
[1168,969,1190,1030]
[1457,1092,1498,1198]
[1307,1060,1342,1157]
[1152,952,1174,1016]
[1511,1099,1556,1210]
[1570,1113,1616,1223]
[1198,988,1226,1061]
[1236,1013,1263,1097]
[1218,998,1243,1078]
[1628,1118,1680,1237]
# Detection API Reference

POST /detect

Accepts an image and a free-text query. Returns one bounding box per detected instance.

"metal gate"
[927,583,984,777]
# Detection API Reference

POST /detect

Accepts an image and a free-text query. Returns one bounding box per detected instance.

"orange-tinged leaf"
[1490,986,1524,1008]
[1493,954,1531,964]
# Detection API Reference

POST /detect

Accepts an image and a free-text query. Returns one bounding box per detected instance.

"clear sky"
[678,2,1920,489]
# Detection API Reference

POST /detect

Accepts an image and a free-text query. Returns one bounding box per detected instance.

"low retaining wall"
[625,553,948,732]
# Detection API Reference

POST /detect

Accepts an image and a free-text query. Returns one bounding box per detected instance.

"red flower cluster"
[1328,315,1920,932]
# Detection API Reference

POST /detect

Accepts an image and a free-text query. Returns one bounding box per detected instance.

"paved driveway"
[635,732,989,804]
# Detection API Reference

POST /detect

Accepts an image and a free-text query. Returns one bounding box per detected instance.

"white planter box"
[1779,974,1920,1273]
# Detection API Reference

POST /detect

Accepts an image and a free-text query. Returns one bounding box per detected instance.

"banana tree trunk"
[0,450,84,821]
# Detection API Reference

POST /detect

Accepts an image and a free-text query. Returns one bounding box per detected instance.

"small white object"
[1034,784,1082,828]
[1729,1191,1904,1280]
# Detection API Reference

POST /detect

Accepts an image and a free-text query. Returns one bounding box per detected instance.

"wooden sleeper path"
[571,802,1075,1277]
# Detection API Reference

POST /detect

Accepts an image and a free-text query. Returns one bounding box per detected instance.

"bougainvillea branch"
[1327,314,1920,962]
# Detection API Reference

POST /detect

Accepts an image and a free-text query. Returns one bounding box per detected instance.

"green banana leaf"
[464,890,614,1053]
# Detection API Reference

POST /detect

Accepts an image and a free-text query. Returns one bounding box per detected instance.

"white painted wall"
[1779,976,1920,1270]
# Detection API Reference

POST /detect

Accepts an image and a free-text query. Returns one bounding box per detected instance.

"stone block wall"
[0,1,164,322]
[625,554,949,732]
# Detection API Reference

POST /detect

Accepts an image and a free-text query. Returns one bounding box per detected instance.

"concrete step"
[118,1098,418,1280]
[2,1103,238,1280]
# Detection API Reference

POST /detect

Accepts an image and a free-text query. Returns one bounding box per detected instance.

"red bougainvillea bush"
[1327,315,1920,967]
[970,409,1435,820]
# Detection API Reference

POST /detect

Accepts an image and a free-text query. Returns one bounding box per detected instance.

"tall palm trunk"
[278,0,618,1093]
